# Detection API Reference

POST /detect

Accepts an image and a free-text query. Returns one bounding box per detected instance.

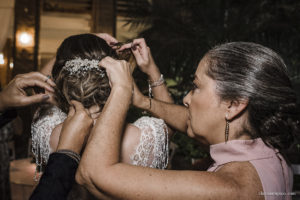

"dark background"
[121,0,300,162]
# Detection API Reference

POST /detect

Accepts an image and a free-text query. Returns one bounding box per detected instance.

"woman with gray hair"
[76,40,299,200]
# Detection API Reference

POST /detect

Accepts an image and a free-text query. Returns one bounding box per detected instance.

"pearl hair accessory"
[62,57,105,77]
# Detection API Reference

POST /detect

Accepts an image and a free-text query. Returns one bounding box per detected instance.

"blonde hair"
[52,34,117,113]
[55,69,111,113]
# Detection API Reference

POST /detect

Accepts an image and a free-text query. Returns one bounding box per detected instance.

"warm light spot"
[19,32,33,45]
[10,62,14,69]
[0,53,4,65]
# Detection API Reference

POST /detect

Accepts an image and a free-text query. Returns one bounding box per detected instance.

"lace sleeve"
[130,116,169,169]
[31,105,67,167]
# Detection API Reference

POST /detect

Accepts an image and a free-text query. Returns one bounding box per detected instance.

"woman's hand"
[119,38,161,79]
[0,72,56,112]
[94,33,118,48]
[99,57,133,92]
[56,100,93,154]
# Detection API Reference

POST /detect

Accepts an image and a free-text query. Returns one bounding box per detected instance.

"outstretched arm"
[134,93,188,133]
[120,38,189,133]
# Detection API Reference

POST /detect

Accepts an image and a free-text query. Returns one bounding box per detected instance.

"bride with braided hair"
[31,33,173,199]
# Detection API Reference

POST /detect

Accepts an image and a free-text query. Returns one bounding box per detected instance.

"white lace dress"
[31,106,67,173]
[31,105,169,171]
[131,116,169,169]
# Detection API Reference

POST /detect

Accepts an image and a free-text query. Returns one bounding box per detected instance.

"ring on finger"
[44,75,52,83]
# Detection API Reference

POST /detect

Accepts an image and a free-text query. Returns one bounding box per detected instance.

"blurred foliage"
[122,0,300,159]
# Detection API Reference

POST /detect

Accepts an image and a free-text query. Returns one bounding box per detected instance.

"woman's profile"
[77,40,300,200]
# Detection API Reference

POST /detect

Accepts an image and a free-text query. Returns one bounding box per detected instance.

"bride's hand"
[99,57,133,92]
[118,38,161,77]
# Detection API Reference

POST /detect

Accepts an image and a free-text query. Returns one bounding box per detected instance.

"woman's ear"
[225,99,248,121]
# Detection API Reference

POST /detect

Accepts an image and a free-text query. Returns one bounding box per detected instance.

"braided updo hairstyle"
[52,34,118,113]
[205,42,300,151]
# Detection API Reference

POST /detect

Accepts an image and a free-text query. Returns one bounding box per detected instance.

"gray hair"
[206,42,299,150]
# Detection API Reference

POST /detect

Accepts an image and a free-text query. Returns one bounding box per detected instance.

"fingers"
[99,57,132,88]
[118,39,149,65]
[131,46,143,62]
[19,78,55,93]
[20,72,56,87]
[20,93,50,106]
[118,43,132,51]
[68,104,75,117]
[118,38,147,52]
[99,57,130,76]
[70,100,85,113]
[98,56,116,66]
[98,56,119,73]
[44,90,57,105]
[132,38,147,50]
[94,33,118,46]
[69,100,90,119]
[132,39,148,59]
[88,105,100,114]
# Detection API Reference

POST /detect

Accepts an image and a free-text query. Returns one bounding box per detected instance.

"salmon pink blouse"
[208,138,293,200]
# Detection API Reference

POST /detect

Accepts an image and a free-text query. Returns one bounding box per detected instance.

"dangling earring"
[225,114,229,143]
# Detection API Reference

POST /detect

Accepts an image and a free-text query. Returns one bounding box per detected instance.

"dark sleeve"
[30,153,78,200]
[0,109,17,128]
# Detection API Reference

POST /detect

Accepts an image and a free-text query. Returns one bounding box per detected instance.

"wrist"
[149,74,165,88]
[56,141,83,155]
[135,95,150,110]
[111,85,133,97]
[55,149,80,164]
[146,64,161,81]
[56,131,87,154]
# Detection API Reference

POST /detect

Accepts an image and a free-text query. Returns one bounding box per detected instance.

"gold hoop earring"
[225,119,229,143]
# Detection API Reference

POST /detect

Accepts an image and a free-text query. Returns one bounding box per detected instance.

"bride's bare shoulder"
[120,123,141,164]
[50,123,63,151]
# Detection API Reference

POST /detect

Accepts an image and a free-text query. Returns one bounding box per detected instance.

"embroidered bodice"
[31,106,169,170]
[31,106,67,167]
[131,116,169,169]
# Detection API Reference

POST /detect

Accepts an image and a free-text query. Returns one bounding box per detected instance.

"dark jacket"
[30,153,78,200]
[0,109,17,128]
